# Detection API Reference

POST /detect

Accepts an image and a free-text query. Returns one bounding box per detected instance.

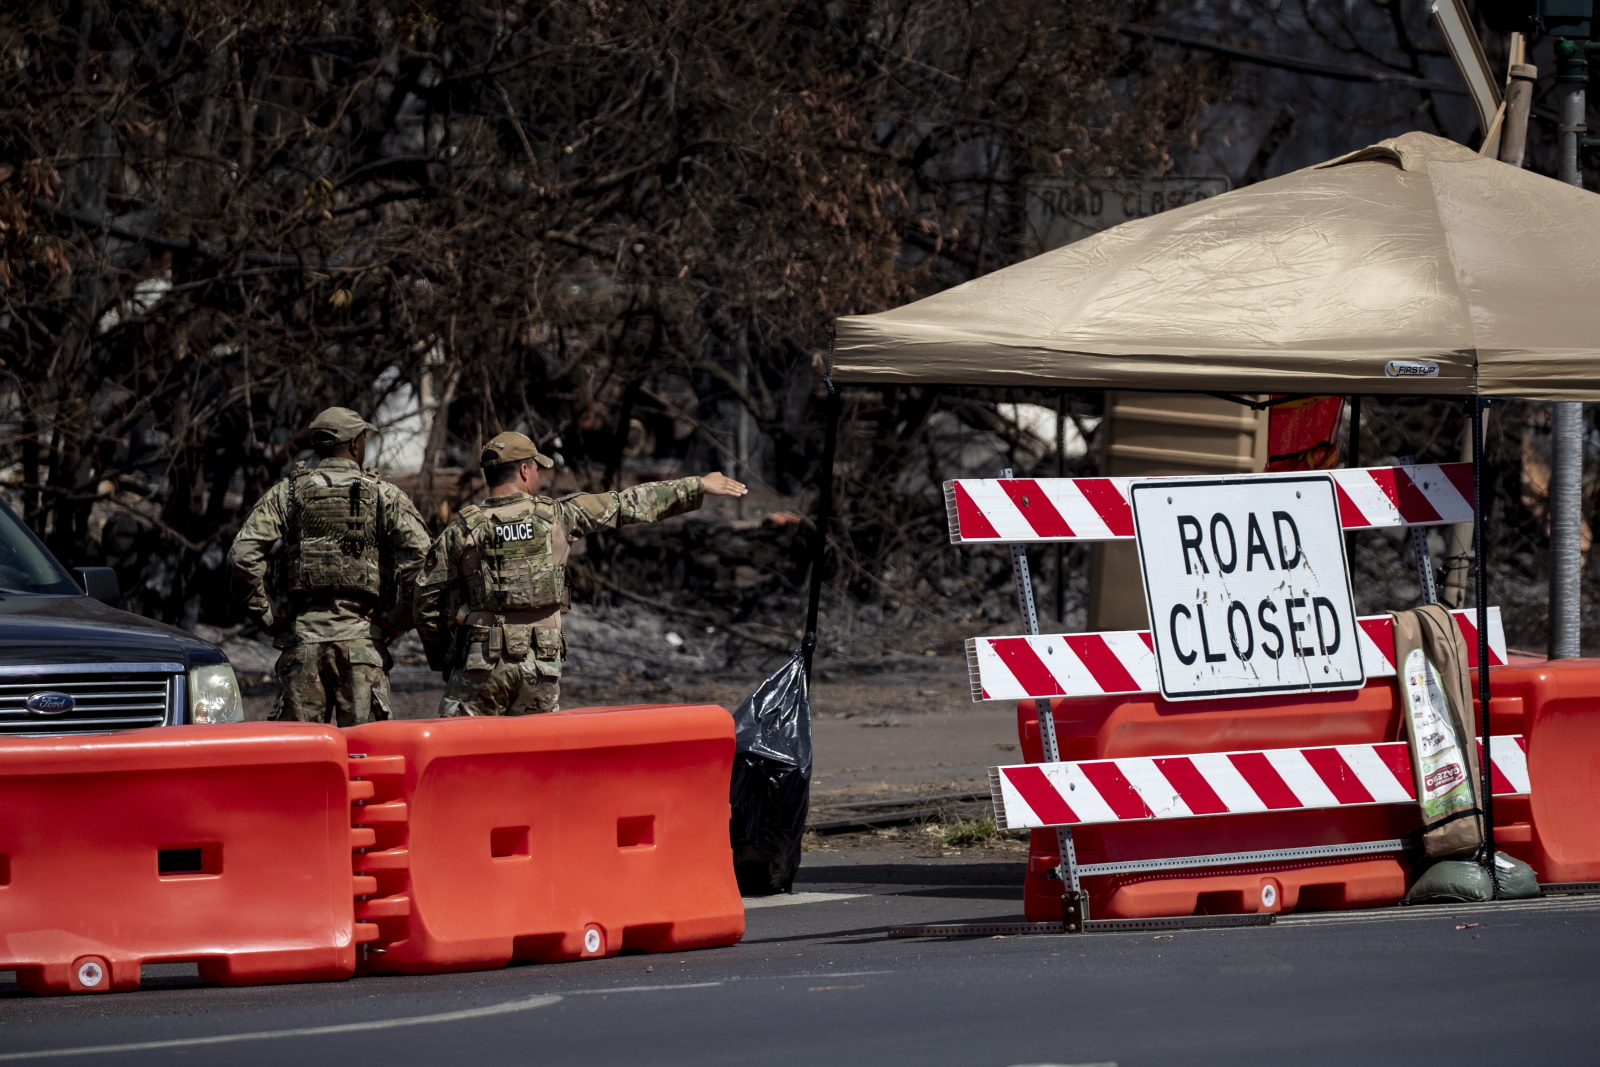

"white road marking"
[741,891,866,908]
[568,982,722,994]
[1276,896,1600,927]
[741,970,891,980]
[0,972,900,1063]
[0,994,563,1061]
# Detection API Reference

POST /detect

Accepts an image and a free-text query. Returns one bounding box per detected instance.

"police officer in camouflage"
[230,407,432,725]
[415,431,747,717]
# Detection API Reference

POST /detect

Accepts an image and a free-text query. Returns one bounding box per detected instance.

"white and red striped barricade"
[946,461,1512,915]
[990,737,1528,831]
[965,607,1507,702]
[944,462,1473,544]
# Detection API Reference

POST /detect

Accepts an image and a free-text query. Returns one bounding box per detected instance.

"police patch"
[495,521,537,543]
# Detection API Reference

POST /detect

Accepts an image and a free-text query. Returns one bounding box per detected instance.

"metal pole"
[1345,397,1361,569]
[1346,396,1360,468]
[1055,391,1066,624]
[1399,455,1438,603]
[1442,418,1477,608]
[1551,41,1586,659]
[1557,40,1586,185]
[736,361,750,521]
[1002,467,1084,931]
[1499,61,1537,169]
[1551,402,1584,658]
[1472,398,1498,894]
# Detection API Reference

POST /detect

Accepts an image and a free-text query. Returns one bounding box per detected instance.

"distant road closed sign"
[1130,474,1364,701]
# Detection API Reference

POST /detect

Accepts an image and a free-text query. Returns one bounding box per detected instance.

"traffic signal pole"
[1458,4,1586,657]
[1552,38,1587,660]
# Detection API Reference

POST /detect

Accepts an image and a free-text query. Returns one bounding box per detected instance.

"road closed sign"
[1130,474,1364,701]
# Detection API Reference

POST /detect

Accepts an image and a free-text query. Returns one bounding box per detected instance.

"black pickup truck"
[0,498,240,737]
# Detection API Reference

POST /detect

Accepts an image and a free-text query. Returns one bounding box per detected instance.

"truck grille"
[0,667,178,736]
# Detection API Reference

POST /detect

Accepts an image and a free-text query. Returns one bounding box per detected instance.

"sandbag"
[1491,851,1541,900]
[727,650,812,896]
[1405,860,1492,904]
[1404,852,1539,904]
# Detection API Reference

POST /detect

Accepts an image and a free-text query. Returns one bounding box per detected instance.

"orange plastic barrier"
[1469,658,1600,883]
[1016,678,1413,920]
[0,723,366,994]
[343,703,744,974]
[1016,658,1600,918]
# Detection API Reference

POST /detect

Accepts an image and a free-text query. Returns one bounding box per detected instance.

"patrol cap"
[481,431,554,469]
[308,407,375,445]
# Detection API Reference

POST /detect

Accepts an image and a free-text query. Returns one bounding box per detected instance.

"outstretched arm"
[556,476,720,537]
[557,473,743,538]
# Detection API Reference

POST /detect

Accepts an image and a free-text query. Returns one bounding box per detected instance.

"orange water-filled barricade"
[343,703,745,974]
[0,723,365,994]
[1472,658,1600,884]
[1016,659,1600,921]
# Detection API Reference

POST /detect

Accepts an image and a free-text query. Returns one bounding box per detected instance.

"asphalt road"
[2,857,1597,1067]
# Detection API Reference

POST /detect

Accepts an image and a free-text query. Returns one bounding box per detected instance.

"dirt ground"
[243,654,1020,802]
[242,651,1029,862]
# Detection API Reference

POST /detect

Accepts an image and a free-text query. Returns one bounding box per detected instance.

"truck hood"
[0,596,223,668]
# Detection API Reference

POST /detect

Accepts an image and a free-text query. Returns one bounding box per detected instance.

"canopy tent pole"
[1346,396,1361,467]
[802,359,841,681]
[1055,390,1067,623]
[1472,396,1498,893]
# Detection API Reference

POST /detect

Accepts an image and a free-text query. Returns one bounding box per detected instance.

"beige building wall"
[1087,393,1269,630]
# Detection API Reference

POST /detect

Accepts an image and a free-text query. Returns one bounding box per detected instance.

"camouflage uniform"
[230,456,431,726]
[415,478,704,717]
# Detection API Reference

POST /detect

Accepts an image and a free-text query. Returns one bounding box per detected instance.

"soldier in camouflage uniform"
[415,431,747,716]
[230,407,432,726]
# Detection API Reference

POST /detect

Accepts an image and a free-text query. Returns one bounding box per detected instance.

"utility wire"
[1124,25,1469,97]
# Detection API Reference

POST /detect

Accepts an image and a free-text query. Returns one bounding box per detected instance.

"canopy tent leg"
[1055,390,1067,624]
[1346,396,1361,467]
[1472,396,1498,893]
[802,370,841,680]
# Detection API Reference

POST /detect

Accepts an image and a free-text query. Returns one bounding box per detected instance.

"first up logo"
[1130,474,1365,701]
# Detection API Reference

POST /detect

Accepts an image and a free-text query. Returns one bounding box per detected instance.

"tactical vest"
[285,463,388,603]
[456,496,570,616]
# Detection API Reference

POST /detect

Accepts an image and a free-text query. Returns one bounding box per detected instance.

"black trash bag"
[728,650,812,896]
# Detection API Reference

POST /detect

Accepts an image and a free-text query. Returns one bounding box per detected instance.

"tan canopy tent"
[810,134,1586,879]
[834,132,1600,401]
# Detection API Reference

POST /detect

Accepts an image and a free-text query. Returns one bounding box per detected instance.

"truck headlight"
[190,664,244,724]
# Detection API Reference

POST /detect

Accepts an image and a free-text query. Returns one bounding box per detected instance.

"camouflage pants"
[438,660,559,717]
[273,640,392,726]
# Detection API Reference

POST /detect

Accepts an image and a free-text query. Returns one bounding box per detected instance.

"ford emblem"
[25,691,75,715]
